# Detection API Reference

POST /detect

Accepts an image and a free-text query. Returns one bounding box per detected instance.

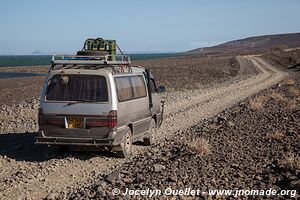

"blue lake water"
[0,53,178,67]
[0,53,178,78]
[0,72,46,79]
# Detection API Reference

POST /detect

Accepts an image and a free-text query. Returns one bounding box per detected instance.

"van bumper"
[35,130,122,147]
[35,136,114,146]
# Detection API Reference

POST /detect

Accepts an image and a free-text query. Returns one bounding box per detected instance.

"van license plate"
[67,117,84,128]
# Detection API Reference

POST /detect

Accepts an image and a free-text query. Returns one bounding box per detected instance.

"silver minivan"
[36,55,165,157]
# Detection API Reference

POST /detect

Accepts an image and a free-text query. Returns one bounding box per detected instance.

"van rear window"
[46,75,108,102]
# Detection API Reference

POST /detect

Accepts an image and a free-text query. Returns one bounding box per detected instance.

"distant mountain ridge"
[31,50,43,55]
[187,32,300,54]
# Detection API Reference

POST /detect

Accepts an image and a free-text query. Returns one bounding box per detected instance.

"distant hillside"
[187,33,300,55]
[31,50,43,55]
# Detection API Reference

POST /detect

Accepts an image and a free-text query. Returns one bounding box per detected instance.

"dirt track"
[156,55,287,142]
[0,56,287,199]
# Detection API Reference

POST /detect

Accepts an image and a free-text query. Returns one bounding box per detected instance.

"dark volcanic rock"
[105,170,120,184]
[66,77,300,199]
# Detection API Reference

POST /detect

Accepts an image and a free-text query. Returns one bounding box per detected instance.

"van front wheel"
[144,119,156,146]
[115,127,132,158]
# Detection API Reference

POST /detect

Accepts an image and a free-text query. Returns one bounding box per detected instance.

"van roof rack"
[49,54,137,74]
[51,54,131,65]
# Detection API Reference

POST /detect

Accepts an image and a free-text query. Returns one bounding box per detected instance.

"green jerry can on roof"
[77,38,117,57]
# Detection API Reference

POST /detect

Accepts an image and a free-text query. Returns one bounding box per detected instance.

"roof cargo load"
[77,38,116,56]
[50,37,132,72]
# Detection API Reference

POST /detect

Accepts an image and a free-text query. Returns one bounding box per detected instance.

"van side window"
[150,78,158,93]
[115,76,134,102]
[130,76,147,98]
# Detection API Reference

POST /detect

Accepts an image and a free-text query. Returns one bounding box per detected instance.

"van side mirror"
[158,86,166,93]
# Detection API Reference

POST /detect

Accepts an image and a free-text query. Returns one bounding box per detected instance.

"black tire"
[143,119,156,146]
[115,127,133,158]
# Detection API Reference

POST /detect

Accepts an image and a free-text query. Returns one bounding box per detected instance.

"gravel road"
[154,55,287,142]
[0,55,287,199]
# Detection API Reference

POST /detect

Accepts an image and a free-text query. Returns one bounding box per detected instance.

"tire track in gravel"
[0,55,286,199]
[156,55,287,141]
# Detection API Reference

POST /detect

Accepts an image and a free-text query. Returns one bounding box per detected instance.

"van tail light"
[45,117,64,126]
[108,110,117,128]
[38,108,44,130]
[86,110,117,128]
[86,118,108,127]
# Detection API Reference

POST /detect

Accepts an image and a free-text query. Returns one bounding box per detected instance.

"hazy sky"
[0,0,299,54]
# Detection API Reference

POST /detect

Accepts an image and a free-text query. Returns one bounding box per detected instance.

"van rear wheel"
[115,127,132,158]
[144,119,156,146]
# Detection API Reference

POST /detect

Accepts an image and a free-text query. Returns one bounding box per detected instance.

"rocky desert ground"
[0,50,299,199]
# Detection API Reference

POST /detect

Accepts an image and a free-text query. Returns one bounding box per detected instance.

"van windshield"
[46,74,108,102]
